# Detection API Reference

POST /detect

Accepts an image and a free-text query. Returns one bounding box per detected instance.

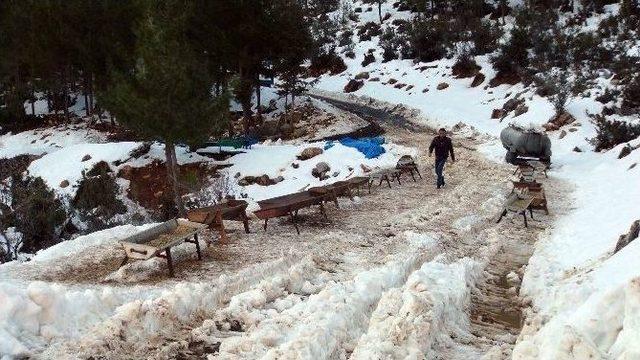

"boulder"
[471,73,485,87]
[298,147,324,160]
[59,180,69,188]
[312,162,331,179]
[292,162,299,169]
[437,82,449,90]
[360,164,372,173]
[559,130,567,139]
[573,146,582,152]
[354,71,370,80]
[503,98,524,112]
[491,109,506,119]
[344,79,364,93]
[547,112,576,129]
[254,175,273,186]
[513,104,529,117]
[81,154,92,162]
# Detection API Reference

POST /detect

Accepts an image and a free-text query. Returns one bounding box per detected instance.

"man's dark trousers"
[435,158,446,187]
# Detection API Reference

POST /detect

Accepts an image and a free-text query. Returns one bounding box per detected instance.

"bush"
[379,27,400,62]
[10,176,67,254]
[491,26,531,74]
[72,161,127,231]
[357,21,382,41]
[468,19,502,55]
[408,17,451,62]
[622,75,640,112]
[590,114,640,151]
[308,51,347,76]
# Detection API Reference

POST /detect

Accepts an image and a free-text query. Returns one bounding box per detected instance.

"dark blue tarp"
[324,137,386,159]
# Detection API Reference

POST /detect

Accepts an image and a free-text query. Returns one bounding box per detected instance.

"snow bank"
[0,125,106,159]
[227,140,416,202]
[0,281,161,358]
[216,233,440,359]
[512,140,640,358]
[351,256,481,359]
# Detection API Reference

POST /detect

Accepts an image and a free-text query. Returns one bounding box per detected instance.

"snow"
[351,256,480,359]
[227,140,416,203]
[0,125,107,159]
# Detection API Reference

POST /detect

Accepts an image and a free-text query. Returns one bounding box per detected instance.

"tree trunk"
[378,2,383,23]
[62,68,70,123]
[84,75,90,117]
[164,141,185,217]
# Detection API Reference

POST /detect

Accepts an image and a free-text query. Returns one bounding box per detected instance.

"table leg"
[194,233,202,260]
[289,210,300,234]
[165,248,174,277]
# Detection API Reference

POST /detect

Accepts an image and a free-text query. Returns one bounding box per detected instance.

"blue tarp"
[324,137,386,159]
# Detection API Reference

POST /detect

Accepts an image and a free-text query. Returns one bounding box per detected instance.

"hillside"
[1,0,640,359]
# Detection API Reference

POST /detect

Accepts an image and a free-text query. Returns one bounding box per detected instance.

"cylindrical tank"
[500,125,551,164]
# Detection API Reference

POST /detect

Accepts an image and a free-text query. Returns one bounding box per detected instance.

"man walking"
[429,128,455,189]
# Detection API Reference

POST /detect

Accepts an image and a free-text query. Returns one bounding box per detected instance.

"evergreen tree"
[102,0,229,216]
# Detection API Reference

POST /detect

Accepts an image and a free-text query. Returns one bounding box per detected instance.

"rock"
[81,154,92,162]
[354,71,370,80]
[360,164,372,173]
[238,176,254,186]
[361,53,376,67]
[59,180,69,188]
[254,175,272,186]
[437,82,449,90]
[234,172,241,178]
[344,79,364,93]
[332,171,340,177]
[394,83,406,89]
[559,130,567,139]
[154,191,164,198]
[569,128,578,132]
[298,147,323,160]
[547,111,577,129]
[405,85,414,91]
[387,78,398,85]
[312,162,331,179]
[513,104,528,117]
[292,163,299,169]
[573,146,582,152]
[471,73,485,87]
[614,220,640,253]
[491,109,506,119]
[503,98,524,112]
[618,145,635,159]
[273,176,284,184]
[422,88,429,93]
[543,123,559,131]
[292,128,308,138]
[369,77,380,82]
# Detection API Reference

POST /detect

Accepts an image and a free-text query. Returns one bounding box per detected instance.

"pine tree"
[102,0,229,216]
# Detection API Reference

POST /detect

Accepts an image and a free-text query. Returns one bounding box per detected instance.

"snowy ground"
[0,111,564,359]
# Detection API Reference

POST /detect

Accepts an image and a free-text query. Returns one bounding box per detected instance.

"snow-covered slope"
[312,0,640,357]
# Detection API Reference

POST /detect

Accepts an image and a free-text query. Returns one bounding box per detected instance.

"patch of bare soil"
[119,161,218,217]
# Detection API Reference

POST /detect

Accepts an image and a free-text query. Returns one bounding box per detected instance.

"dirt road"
[35,94,570,359]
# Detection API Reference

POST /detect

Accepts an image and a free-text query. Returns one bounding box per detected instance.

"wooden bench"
[119,219,207,277]
[186,199,251,243]
[496,191,535,228]
[512,180,549,215]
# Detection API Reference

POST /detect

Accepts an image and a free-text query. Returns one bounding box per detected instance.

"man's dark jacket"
[429,136,455,161]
